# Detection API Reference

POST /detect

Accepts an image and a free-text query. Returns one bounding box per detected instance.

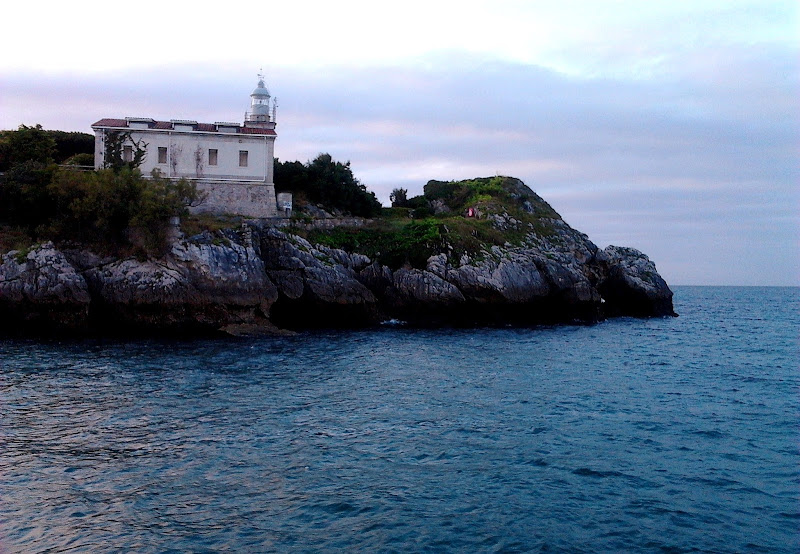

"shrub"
[42,168,202,254]
[0,124,57,171]
[308,219,443,269]
[0,161,57,231]
[63,153,94,166]
[275,154,381,217]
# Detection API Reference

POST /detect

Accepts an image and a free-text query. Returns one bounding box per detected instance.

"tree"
[0,124,57,171]
[46,168,203,253]
[390,188,409,207]
[103,130,147,172]
[274,154,381,217]
[0,160,57,230]
[274,159,309,194]
[47,130,94,163]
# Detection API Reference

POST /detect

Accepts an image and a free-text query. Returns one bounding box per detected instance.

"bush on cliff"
[301,176,564,269]
[46,169,202,253]
[309,219,443,269]
[0,125,94,170]
[421,176,560,219]
[274,154,381,217]
[0,166,202,256]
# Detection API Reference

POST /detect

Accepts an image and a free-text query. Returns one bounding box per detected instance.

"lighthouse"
[92,74,280,218]
[245,73,276,128]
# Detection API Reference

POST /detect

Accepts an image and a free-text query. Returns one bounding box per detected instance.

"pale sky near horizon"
[1,0,797,286]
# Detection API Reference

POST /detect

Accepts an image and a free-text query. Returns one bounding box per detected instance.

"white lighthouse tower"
[245,72,276,129]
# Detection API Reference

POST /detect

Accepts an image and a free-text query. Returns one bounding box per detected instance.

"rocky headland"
[0,177,675,335]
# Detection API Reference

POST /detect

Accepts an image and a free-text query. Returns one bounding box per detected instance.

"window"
[239,150,248,167]
[158,147,167,164]
[209,149,218,166]
[123,145,133,163]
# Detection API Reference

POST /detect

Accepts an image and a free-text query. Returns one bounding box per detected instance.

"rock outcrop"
[0,242,91,331]
[0,180,676,335]
[258,228,378,328]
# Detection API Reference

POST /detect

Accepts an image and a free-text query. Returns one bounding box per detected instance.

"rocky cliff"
[0,179,675,335]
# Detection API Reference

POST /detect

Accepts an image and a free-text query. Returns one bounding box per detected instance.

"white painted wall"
[94,127,275,184]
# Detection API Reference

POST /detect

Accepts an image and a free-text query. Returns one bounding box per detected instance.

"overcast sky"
[2,0,797,285]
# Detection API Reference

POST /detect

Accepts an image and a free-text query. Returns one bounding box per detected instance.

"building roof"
[91,118,276,136]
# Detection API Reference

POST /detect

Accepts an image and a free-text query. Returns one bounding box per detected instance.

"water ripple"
[0,287,798,552]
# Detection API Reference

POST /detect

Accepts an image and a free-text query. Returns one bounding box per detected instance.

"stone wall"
[192,180,278,218]
[272,216,368,229]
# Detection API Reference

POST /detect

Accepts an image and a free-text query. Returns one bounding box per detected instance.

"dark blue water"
[1,287,798,553]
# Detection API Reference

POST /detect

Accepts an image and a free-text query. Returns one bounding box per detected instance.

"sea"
[0,286,797,553]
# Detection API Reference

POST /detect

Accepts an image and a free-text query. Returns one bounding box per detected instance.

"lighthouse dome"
[252,78,270,98]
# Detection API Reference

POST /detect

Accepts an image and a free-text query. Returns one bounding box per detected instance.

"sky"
[1,0,797,286]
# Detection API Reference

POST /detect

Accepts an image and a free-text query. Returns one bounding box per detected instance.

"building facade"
[92,77,278,218]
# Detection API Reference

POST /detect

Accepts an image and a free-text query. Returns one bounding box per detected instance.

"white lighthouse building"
[92,76,279,218]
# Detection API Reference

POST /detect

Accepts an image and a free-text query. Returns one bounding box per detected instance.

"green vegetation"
[421,176,560,220]
[301,176,563,269]
[181,213,243,237]
[0,124,201,257]
[309,219,443,269]
[274,154,381,217]
[63,153,94,166]
[0,125,57,170]
[0,125,560,268]
[389,188,408,207]
[48,130,95,164]
[0,125,94,170]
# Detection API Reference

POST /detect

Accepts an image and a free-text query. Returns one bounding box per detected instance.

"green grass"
[0,225,37,258]
[181,213,242,237]
[294,175,566,268]
[306,219,443,269]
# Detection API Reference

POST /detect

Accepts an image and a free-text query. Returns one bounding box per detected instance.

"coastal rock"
[0,177,676,334]
[0,242,91,331]
[392,268,465,306]
[445,255,550,304]
[80,233,278,332]
[598,246,676,317]
[171,240,276,308]
[380,267,466,323]
[259,228,379,328]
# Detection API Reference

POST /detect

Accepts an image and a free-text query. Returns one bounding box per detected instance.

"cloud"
[1,24,797,284]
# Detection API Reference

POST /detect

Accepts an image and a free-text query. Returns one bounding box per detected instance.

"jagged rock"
[84,259,187,305]
[77,234,278,332]
[599,246,676,317]
[0,242,91,331]
[0,178,675,334]
[171,240,275,307]
[357,262,394,297]
[385,268,466,323]
[315,245,371,272]
[392,268,465,306]
[430,199,451,214]
[444,255,550,304]
[268,270,305,300]
[259,228,379,328]
[304,265,376,305]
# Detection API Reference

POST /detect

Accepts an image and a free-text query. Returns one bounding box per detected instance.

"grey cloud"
[1,44,796,284]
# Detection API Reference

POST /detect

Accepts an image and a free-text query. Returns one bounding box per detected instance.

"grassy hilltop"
[302,176,564,269]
